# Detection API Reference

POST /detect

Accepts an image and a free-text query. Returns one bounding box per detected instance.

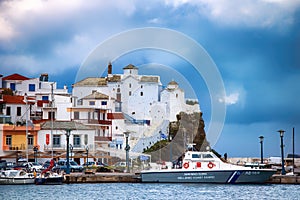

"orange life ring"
[207,162,214,169]
[183,162,189,169]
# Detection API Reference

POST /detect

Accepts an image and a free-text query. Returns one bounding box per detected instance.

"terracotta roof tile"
[0,95,35,105]
[107,113,124,119]
[2,73,30,81]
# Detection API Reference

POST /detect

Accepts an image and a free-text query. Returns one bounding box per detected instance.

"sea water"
[0,183,299,200]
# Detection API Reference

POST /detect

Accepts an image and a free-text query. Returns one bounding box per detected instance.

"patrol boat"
[141,147,276,183]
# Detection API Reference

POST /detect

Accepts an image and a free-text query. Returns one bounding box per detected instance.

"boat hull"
[141,169,276,183]
[35,176,64,185]
[0,177,35,185]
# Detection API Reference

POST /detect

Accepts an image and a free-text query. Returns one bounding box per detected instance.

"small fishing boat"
[35,159,63,185]
[0,170,35,184]
[35,172,63,185]
[141,147,276,184]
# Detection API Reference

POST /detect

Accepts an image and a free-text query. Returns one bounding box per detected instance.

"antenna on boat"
[186,143,196,151]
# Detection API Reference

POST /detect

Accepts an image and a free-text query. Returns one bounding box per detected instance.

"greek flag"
[160,132,167,139]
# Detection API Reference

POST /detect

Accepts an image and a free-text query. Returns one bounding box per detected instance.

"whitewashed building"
[1,73,70,123]
[72,63,200,153]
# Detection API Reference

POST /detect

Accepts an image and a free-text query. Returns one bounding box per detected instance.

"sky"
[0,0,299,158]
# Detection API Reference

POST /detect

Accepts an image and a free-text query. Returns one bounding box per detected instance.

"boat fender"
[183,162,189,169]
[207,162,215,169]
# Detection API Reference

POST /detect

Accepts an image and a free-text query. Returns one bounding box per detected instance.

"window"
[117,88,120,93]
[6,106,11,116]
[140,92,143,96]
[28,135,34,146]
[10,83,16,91]
[176,94,178,98]
[6,135,12,146]
[84,135,88,145]
[53,135,61,147]
[74,112,79,119]
[42,96,49,100]
[29,84,35,91]
[89,101,95,106]
[17,107,21,116]
[141,85,143,88]
[129,91,131,96]
[129,83,131,88]
[73,135,81,147]
[203,154,214,159]
[101,101,107,105]
[48,111,55,119]
[192,154,200,158]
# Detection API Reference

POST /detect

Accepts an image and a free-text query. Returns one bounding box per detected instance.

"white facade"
[42,94,72,121]
[38,122,95,152]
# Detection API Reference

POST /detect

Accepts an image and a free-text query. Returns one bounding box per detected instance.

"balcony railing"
[95,136,112,142]
[3,144,34,151]
[43,144,92,151]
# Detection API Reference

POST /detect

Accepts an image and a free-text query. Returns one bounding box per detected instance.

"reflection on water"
[0,183,299,200]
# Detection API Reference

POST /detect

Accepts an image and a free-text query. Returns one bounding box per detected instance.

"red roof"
[37,100,49,107]
[107,113,124,119]
[0,95,35,105]
[2,73,30,81]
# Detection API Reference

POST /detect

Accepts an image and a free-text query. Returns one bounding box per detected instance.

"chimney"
[108,62,112,75]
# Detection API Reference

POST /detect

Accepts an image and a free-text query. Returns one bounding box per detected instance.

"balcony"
[95,136,112,142]
[87,119,112,125]
[3,144,26,151]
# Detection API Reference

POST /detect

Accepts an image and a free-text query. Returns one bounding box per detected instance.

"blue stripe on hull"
[226,171,241,183]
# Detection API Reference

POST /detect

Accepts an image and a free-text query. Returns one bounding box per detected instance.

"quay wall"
[66,173,140,183]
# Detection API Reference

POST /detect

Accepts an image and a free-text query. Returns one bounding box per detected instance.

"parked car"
[53,160,83,172]
[42,160,52,170]
[0,160,7,170]
[82,161,108,167]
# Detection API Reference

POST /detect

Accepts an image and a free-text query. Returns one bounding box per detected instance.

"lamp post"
[86,146,89,163]
[65,129,71,175]
[259,136,264,164]
[277,129,286,175]
[69,144,73,161]
[33,146,38,163]
[124,131,130,173]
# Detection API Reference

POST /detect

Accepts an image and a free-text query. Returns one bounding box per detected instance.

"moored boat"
[141,149,276,183]
[34,159,63,185]
[0,169,35,184]
[35,172,63,185]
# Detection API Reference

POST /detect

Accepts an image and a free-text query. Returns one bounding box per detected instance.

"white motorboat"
[141,149,276,183]
[0,170,35,184]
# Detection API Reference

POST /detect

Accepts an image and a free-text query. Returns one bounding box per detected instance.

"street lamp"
[86,146,89,163]
[65,129,71,175]
[259,136,264,164]
[277,129,286,175]
[69,144,73,161]
[33,146,38,163]
[124,131,130,173]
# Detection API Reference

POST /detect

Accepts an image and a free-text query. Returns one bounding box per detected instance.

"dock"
[267,174,300,184]
[65,172,141,183]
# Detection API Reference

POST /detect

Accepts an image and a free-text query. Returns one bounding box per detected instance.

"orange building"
[1,124,40,160]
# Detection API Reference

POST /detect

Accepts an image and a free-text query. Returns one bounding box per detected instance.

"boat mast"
[25,93,28,163]
[293,127,295,175]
